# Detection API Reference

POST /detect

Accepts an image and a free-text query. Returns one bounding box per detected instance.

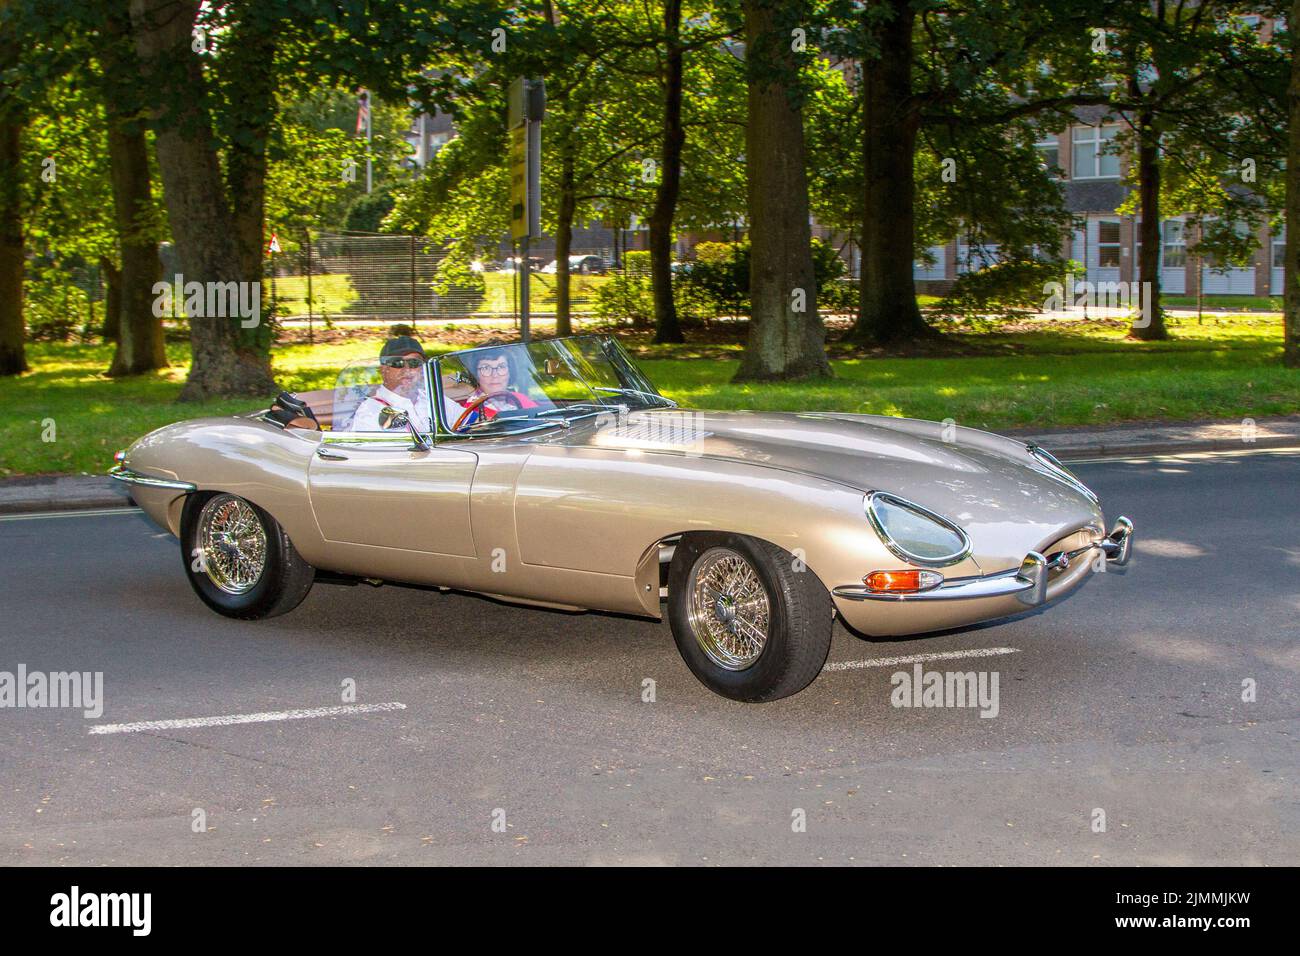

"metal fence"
[267,230,624,327]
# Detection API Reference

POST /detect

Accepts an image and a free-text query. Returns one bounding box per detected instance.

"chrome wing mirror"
[378,407,431,452]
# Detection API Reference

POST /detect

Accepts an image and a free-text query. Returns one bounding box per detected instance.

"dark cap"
[380,335,425,359]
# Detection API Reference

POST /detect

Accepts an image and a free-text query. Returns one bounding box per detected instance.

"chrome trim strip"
[864,491,972,568]
[1027,443,1100,503]
[834,550,1055,604]
[108,466,196,492]
[835,519,1133,605]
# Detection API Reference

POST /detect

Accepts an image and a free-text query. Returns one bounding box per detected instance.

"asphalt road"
[1,448,1296,865]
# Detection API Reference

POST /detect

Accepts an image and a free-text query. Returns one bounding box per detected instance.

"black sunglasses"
[380,357,423,369]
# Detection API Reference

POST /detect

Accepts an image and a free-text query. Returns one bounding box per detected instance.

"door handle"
[316,447,349,461]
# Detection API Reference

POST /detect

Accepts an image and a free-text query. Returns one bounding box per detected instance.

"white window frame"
[1072,125,1121,180]
[1096,219,1122,269]
[1034,135,1062,178]
[1162,220,1187,269]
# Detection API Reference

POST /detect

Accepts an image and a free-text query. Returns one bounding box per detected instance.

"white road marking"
[0,507,141,522]
[824,647,1020,672]
[1063,445,1300,464]
[88,702,407,735]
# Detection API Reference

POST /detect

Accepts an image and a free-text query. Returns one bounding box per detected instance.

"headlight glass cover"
[865,492,970,566]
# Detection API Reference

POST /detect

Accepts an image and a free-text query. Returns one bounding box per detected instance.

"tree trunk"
[100,256,122,341]
[0,118,25,375]
[222,13,277,337]
[129,0,274,400]
[1285,0,1300,368]
[105,122,167,375]
[734,0,829,381]
[554,136,575,338]
[853,0,930,345]
[1131,106,1168,341]
[648,0,684,344]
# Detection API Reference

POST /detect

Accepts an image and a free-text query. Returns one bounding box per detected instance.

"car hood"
[568,408,1105,568]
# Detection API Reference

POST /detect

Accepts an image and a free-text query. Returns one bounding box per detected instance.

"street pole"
[520,236,531,343]
[305,228,314,344]
[508,76,544,346]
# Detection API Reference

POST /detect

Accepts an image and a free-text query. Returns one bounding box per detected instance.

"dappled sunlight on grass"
[3,313,1297,476]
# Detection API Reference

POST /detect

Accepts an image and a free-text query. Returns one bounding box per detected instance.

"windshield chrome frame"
[430,335,669,442]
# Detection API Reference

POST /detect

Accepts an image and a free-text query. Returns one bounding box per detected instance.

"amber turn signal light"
[864,569,944,593]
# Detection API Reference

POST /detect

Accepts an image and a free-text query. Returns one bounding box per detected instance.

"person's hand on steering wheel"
[453,390,525,431]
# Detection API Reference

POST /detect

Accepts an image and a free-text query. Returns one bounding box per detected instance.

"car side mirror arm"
[387,411,431,452]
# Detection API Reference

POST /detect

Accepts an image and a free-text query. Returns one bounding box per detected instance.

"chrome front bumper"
[833,516,1133,607]
[108,465,196,492]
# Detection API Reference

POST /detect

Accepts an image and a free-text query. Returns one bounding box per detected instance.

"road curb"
[0,476,132,516]
[1052,436,1300,461]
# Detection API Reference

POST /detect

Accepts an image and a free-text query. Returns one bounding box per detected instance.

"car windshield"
[435,335,670,434]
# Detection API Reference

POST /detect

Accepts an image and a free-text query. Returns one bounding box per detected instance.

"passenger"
[451,346,539,429]
[350,335,432,433]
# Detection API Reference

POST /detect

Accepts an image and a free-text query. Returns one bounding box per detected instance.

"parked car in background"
[541,255,608,275]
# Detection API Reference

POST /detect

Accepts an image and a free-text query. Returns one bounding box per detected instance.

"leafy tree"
[734,0,829,380]
[0,0,29,374]
[126,0,495,399]
[1287,1,1299,368]
[819,0,1127,344]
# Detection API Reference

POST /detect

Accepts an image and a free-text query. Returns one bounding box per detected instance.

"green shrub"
[679,241,748,321]
[594,255,654,325]
[430,249,486,316]
[24,269,89,342]
[810,237,852,312]
[675,236,851,320]
[933,258,1063,328]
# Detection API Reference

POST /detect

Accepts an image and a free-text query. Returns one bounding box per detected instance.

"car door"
[307,437,479,557]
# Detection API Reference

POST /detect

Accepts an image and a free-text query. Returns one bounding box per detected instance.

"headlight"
[865,492,971,567]
[1028,444,1098,502]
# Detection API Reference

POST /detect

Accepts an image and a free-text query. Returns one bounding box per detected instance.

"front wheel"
[667,533,833,702]
[181,492,315,620]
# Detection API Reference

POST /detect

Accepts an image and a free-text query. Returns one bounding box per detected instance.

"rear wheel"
[181,492,315,620]
[667,533,833,702]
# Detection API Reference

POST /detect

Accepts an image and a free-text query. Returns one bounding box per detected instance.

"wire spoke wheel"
[687,547,771,671]
[197,494,268,595]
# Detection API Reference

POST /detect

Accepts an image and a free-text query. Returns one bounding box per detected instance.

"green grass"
[268,273,358,316]
[1160,294,1282,313]
[2,314,1296,477]
[480,272,611,313]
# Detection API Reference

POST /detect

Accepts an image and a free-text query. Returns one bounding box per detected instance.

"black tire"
[667,533,833,702]
[181,491,315,620]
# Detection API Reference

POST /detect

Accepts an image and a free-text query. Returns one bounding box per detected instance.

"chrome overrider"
[833,516,1133,606]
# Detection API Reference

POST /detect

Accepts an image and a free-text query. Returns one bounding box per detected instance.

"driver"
[351,335,432,433]
[449,345,539,429]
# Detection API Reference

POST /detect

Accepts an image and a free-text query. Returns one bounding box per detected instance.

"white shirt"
[349,384,432,434]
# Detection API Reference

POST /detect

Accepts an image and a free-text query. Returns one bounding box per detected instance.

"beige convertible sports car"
[112,334,1133,702]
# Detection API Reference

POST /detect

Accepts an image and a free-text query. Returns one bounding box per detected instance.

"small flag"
[356,89,370,136]
[268,232,281,255]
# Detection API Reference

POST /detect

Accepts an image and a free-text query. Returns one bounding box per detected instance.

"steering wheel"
[453,390,525,432]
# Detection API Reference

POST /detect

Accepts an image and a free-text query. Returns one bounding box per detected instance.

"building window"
[957,236,999,273]
[429,131,453,155]
[1274,228,1286,269]
[1072,125,1120,179]
[1097,220,1121,267]
[1163,221,1187,268]
[1035,136,1061,177]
